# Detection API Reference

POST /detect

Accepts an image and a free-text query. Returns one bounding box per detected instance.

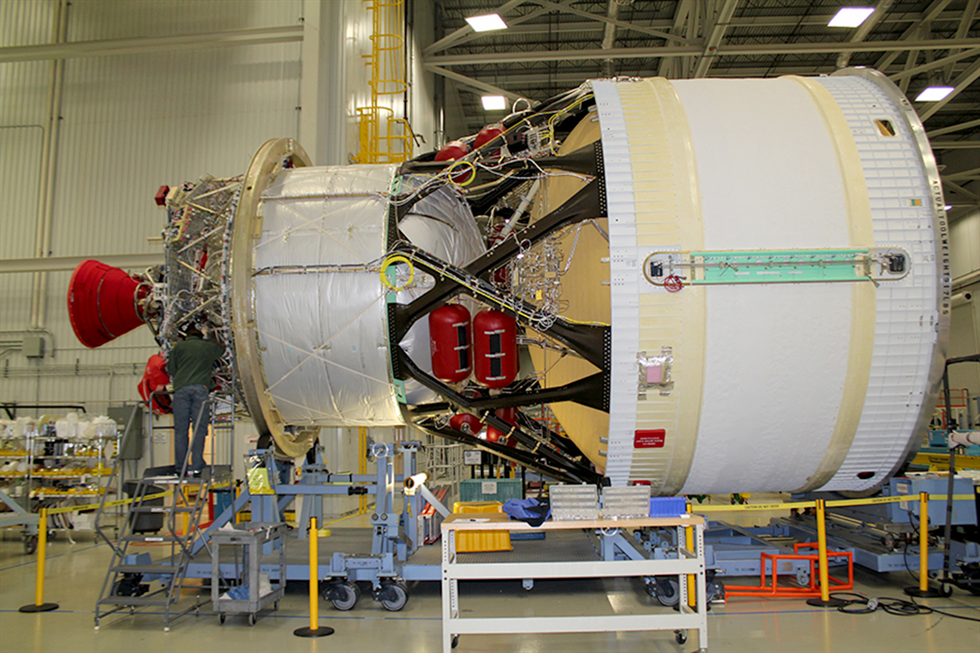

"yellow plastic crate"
[452,501,513,552]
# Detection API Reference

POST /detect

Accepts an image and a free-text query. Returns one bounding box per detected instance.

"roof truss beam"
[694,0,741,78]
[836,0,896,69]
[928,118,980,138]
[529,0,690,45]
[874,0,953,71]
[425,64,524,101]
[424,37,980,66]
[918,57,980,121]
[888,47,980,81]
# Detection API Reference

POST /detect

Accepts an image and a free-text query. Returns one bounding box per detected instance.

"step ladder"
[93,468,214,631]
[93,378,237,630]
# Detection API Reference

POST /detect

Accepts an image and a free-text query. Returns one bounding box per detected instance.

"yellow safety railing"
[356,0,413,164]
[689,492,975,605]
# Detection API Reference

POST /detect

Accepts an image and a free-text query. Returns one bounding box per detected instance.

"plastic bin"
[649,496,688,517]
[459,478,523,503]
[452,501,512,552]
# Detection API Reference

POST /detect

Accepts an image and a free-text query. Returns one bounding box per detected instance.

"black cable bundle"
[828,591,980,622]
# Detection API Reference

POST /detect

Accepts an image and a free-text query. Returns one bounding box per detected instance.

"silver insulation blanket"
[251,165,483,427]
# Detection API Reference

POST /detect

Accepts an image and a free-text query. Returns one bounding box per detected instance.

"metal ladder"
[92,386,235,631]
[93,469,213,630]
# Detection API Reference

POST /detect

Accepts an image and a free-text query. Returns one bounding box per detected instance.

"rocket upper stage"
[67,69,949,494]
[539,70,948,494]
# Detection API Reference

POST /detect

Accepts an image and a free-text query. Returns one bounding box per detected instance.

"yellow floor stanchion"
[294,517,334,638]
[19,509,59,613]
[685,503,696,608]
[906,491,943,598]
[807,499,846,608]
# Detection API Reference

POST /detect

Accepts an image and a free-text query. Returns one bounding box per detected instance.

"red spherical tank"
[429,304,472,383]
[472,309,518,389]
[486,407,516,443]
[449,413,482,435]
[474,123,505,150]
[434,140,470,162]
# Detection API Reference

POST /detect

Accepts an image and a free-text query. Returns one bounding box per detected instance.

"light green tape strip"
[691,248,869,284]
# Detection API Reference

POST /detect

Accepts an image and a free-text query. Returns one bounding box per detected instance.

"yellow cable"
[446,159,477,186]
[380,254,415,291]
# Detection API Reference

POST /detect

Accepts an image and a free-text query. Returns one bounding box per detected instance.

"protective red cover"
[138,354,172,415]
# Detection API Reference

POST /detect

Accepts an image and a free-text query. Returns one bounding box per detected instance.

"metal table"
[441,513,708,652]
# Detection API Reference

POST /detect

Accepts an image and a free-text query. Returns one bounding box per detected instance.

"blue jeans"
[172,384,210,473]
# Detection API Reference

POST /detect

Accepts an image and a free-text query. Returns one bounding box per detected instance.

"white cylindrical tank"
[538,69,949,494]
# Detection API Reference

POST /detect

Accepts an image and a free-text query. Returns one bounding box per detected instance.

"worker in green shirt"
[167,326,224,476]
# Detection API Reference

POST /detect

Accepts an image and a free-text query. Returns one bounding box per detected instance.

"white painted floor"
[1,524,978,653]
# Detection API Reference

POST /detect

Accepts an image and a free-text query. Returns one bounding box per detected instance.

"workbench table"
[441,513,708,652]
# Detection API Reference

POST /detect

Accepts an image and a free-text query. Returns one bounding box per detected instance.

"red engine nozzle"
[67,259,149,348]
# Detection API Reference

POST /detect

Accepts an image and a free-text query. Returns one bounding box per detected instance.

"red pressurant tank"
[486,407,516,443]
[474,123,505,150]
[428,304,472,383]
[449,413,482,435]
[472,309,518,389]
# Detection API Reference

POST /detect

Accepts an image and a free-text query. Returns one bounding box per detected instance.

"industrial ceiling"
[426,0,979,210]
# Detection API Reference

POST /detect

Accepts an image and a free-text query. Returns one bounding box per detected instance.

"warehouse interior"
[1,1,980,651]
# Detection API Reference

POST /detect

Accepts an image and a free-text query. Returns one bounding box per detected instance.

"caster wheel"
[675,630,687,645]
[274,601,279,610]
[24,534,38,555]
[940,583,954,598]
[452,634,459,649]
[48,529,58,541]
[324,581,360,611]
[379,581,409,612]
[655,579,680,607]
[219,613,226,625]
[248,613,256,626]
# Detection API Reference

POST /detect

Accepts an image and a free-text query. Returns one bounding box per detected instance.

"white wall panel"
[1,0,304,415]
[1,0,431,442]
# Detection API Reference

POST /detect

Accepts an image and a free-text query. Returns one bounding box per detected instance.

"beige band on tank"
[622,78,706,495]
[785,76,876,493]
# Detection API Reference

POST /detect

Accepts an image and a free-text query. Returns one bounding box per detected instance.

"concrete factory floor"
[1,518,978,653]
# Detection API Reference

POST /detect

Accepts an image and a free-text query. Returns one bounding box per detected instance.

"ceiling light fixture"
[828,8,875,28]
[465,14,507,32]
[915,86,955,102]
[481,95,507,111]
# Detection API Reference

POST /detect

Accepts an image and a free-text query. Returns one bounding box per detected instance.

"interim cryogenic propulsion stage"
[67,69,950,494]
